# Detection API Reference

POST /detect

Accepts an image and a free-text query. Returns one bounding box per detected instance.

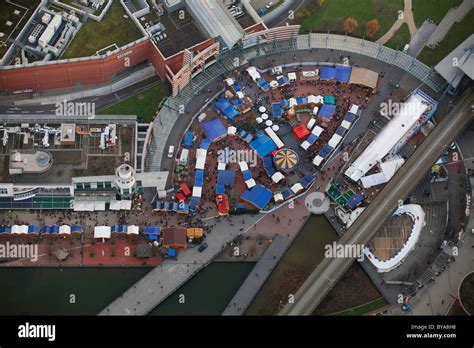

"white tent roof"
[192,186,202,197]
[288,72,297,81]
[291,183,304,194]
[59,225,71,235]
[12,225,28,234]
[236,91,245,99]
[196,148,207,159]
[228,126,237,135]
[345,91,432,182]
[225,78,234,86]
[109,200,132,211]
[270,80,279,88]
[312,106,319,115]
[127,225,139,235]
[289,98,297,107]
[360,172,388,189]
[195,157,206,170]
[239,161,249,171]
[74,202,95,212]
[274,193,284,202]
[245,179,256,188]
[271,172,284,183]
[328,134,342,148]
[307,118,316,130]
[300,141,311,150]
[217,162,226,171]
[313,155,324,166]
[340,120,351,129]
[311,126,324,136]
[94,226,111,239]
[349,104,359,115]
[94,202,106,211]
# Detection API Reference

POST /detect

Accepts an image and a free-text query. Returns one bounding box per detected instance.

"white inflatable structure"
[364,204,425,273]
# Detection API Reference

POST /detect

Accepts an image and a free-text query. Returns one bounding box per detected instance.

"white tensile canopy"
[271,172,284,183]
[94,226,111,239]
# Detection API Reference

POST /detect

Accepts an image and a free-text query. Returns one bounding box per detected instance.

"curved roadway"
[279,88,474,315]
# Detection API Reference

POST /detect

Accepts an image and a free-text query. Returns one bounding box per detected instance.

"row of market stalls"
[312,105,360,168]
[0,224,83,236]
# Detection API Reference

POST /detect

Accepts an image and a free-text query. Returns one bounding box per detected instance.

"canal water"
[0,215,336,315]
[149,262,255,315]
[246,215,338,315]
[0,267,151,315]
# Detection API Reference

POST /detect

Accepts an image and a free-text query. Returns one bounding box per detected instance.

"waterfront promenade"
[222,235,291,315]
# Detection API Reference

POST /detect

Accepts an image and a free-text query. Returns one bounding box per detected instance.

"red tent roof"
[180,183,191,197]
[293,124,310,140]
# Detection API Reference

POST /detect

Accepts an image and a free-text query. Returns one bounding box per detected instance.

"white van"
[167,145,175,158]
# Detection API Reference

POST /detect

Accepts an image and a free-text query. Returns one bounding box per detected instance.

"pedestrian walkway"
[222,235,290,315]
[377,0,417,45]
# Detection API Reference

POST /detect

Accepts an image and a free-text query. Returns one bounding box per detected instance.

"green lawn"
[384,22,411,49]
[62,1,142,59]
[412,0,463,27]
[99,83,171,123]
[299,0,404,41]
[417,8,474,66]
[332,297,388,316]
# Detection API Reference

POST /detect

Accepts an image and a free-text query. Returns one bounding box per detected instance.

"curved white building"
[364,204,426,273]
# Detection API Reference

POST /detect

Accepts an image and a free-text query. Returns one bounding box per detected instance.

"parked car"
[167,145,175,158]
[198,243,208,252]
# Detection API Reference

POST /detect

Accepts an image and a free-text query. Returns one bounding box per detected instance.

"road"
[279,88,474,315]
[264,0,309,28]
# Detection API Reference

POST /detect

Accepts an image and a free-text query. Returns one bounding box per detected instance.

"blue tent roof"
[347,194,364,209]
[214,99,240,120]
[195,169,204,187]
[277,76,289,85]
[232,83,241,92]
[319,104,336,120]
[257,78,270,92]
[216,183,225,194]
[263,156,275,176]
[336,127,346,136]
[240,185,273,210]
[320,66,351,82]
[242,170,253,181]
[344,112,356,122]
[335,66,351,82]
[217,170,236,186]
[71,225,82,233]
[282,188,294,199]
[199,139,211,150]
[300,173,316,187]
[168,248,177,257]
[296,97,308,105]
[202,118,227,141]
[0,226,11,233]
[280,100,289,107]
[144,226,161,235]
[272,103,283,118]
[306,134,318,145]
[28,225,40,233]
[319,144,333,158]
[184,131,194,148]
[190,196,200,211]
[250,134,277,157]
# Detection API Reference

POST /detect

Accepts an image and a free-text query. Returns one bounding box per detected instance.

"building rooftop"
[185,0,244,49]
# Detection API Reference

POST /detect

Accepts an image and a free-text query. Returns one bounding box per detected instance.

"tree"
[344,17,359,33]
[366,19,381,38]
